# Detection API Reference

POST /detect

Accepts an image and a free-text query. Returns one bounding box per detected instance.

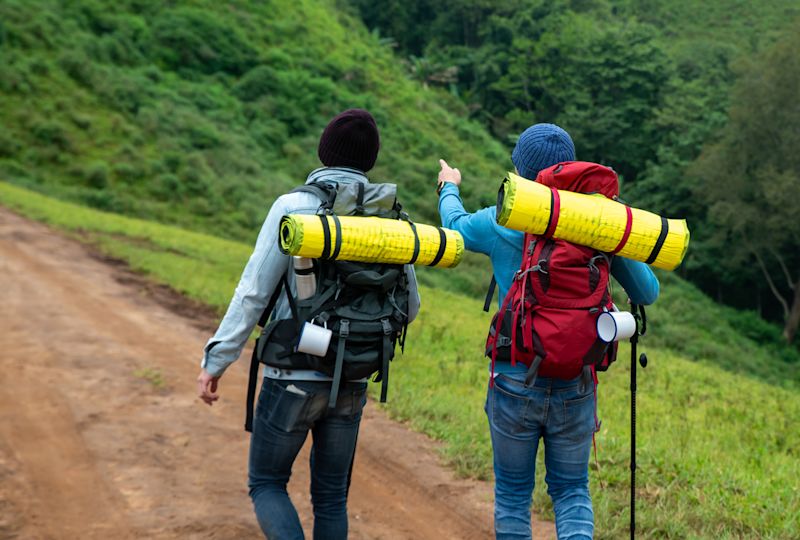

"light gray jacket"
[201,167,421,378]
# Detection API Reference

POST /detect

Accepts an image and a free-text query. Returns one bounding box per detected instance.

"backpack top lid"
[299,180,400,219]
[330,181,398,217]
[536,161,619,199]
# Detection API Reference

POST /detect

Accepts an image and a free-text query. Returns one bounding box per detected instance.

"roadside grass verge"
[2,181,798,538]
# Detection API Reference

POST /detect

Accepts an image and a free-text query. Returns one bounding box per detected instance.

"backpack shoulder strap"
[246,274,287,432]
[291,182,336,211]
[483,276,497,313]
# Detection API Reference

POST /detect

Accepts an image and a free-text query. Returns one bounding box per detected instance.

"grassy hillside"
[2,182,798,539]
[0,0,510,296]
[0,0,510,225]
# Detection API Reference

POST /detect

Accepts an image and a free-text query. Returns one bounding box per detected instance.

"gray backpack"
[244,181,412,432]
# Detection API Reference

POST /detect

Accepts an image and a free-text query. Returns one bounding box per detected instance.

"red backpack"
[486,161,621,390]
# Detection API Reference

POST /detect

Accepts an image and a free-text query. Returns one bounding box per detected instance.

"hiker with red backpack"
[436,123,659,539]
[197,109,421,539]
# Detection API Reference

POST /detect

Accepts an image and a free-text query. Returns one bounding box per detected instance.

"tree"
[693,24,800,342]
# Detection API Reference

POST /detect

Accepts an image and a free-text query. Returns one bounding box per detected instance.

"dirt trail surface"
[0,208,555,540]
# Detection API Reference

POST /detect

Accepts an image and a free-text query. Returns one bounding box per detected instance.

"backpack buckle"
[339,319,350,338]
[334,277,343,300]
[381,318,393,335]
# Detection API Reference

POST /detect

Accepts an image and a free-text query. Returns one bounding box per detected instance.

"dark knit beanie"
[511,123,575,180]
[317,109,380,173]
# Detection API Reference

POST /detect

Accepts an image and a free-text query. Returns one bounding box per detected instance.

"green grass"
[133,366,166,389]
[2,181,798,538]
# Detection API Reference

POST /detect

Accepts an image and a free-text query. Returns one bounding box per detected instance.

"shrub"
[112,162,142,183]
[0,160,30,180]
[85,161,109,189]
[93,70,147,114]
[151,172,183,200]
[30,119,73,152]
[70,113,92,131]
[0,132,21,157]
[0,55,34,94]
[151,8,258,76]
[179,153,213,196]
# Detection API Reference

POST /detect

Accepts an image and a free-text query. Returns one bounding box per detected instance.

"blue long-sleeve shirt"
[438,183,659,373]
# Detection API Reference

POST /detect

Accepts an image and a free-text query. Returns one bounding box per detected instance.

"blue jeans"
[486,372,595,539]
[248,377,368,540]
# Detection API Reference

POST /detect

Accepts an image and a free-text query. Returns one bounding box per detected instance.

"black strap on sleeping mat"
[428,227,448,267]
[645,217,669,265]
[320,215,333,259]
[407,221,421,265]
[331,215,343,260]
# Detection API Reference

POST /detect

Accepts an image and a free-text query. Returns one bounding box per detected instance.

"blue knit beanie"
[511,123,575,180]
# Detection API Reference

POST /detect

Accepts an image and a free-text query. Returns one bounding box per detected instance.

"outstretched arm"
[437,159,498,256]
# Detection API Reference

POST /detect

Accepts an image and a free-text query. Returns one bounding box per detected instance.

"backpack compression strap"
[328,320,350,409]
[543,187,562,238]
[380,319,394,403]
[611,204,634,255]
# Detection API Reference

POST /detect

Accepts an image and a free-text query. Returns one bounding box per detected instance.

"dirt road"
[0,208,555,539]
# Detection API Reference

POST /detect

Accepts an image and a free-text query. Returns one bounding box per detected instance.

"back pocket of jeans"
[331,383,368,420]
[561,392,595,442]
[266,383,315,433]
[490,376,530,439]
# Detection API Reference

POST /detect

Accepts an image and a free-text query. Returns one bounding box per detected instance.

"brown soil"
[0,208,555,539]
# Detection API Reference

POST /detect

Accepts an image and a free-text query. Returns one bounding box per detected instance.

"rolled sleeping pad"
[279,214,465,268]
[497,173,690,270]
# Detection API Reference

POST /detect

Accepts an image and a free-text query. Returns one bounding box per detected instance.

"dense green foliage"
[3,182,798,538]
[0,0,507,235]
[692,29,800,342]
[350,0,800,324]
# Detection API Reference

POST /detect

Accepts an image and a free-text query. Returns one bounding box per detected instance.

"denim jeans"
[248,377,368,540]
[486,372,595,540]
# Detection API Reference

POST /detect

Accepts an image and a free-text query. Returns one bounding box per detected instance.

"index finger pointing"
[439,159,449,169]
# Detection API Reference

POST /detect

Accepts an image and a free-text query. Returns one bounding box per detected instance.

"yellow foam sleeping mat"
[497,173,690,270]
[279,214,465,268]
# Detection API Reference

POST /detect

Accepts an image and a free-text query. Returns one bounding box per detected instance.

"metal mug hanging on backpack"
[597,307,637,343]
[296,320,333,357]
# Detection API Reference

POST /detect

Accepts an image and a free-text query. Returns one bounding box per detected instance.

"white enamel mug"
[596,310,637,343]
[295,322,333,357]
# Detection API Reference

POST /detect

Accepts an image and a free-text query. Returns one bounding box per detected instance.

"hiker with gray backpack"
[197,109,420,539]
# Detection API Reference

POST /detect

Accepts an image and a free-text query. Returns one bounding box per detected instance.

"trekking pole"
[630,304,647,540]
